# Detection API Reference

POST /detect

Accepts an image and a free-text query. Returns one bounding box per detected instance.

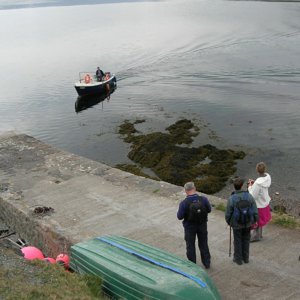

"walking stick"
[229,226,232,257]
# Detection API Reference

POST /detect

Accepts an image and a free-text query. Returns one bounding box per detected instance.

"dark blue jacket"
[96,68,105,78]
[177,194,211,227]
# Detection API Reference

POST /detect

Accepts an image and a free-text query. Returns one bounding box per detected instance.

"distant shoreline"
[1,0,300,11]
[0,0,153,11]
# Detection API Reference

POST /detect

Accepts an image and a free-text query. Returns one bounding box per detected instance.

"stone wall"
[0,195,73,257]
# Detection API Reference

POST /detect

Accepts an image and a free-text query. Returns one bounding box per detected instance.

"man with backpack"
[177,182,211,269]
[225,177,258,265]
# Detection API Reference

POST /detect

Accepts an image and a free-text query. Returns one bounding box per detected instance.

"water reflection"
[1,0,300,203]
[75,87,116,113]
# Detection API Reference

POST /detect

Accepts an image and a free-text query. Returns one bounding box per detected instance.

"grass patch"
[271,213,299,229]
[0,260,103,300]
[215,202,226,212]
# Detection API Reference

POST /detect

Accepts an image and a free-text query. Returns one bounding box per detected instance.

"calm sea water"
[0,0,300,202]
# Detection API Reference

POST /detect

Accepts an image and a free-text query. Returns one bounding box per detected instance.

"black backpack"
[233,192,255,225]
[187,196,207,223]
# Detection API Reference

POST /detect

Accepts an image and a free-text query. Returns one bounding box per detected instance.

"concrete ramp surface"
[0,134,299,299]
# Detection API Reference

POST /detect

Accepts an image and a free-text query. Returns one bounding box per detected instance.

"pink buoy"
[43,257,56,264]
[21,246,44,260]
[56,253,70,269]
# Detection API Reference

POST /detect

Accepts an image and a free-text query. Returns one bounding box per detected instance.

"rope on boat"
[97,237,207,288]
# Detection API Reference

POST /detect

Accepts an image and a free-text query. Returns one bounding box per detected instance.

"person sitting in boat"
[96,67,105,81]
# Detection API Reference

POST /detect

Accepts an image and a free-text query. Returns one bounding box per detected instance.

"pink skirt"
[252,205,272,228]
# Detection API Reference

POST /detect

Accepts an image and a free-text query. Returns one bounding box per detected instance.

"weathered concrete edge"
[0,197,75,256]
[0,133,229,256]
[0,180,226,257]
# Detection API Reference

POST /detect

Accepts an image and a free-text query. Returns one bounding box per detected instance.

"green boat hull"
[70,235,221,300]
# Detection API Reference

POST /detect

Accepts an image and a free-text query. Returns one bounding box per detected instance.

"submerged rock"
[118,119,245,194]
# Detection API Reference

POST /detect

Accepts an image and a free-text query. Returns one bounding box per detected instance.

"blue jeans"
[184,222,211,266]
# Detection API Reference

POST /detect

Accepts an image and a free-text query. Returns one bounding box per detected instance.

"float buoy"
[43,257,56,264]
[56,253,70,269]
[21,246,44,260]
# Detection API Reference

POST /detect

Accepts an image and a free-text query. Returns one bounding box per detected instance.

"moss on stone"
[166,119,198,144]
[118,121,139,143]
[118,119,246,194]
[118,121,138,135]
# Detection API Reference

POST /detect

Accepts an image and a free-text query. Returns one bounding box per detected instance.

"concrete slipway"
[0,133,299,300]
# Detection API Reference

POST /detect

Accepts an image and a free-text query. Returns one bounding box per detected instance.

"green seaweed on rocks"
[166,119,198,144]
[118,121,138,135]
[118,120,146,143]
[118,119,245,194]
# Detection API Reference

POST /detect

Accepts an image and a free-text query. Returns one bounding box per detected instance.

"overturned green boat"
[70,235,221,300]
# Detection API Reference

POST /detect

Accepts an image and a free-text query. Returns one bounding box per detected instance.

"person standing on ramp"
[248,162,272,242]
[225,177,258,265]
[177,182,211,269]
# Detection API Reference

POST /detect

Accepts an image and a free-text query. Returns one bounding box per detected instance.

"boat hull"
[70,235,221,300]
[74,75,117,97]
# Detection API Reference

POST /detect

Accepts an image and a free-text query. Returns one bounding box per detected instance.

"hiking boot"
[243,258,249,264]
[233,258,242,265]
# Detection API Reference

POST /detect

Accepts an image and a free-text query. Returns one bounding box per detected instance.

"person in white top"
[248,162,272,242]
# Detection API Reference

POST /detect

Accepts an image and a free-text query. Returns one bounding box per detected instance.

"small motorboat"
[74,72,117,97]
[70,235,221,300]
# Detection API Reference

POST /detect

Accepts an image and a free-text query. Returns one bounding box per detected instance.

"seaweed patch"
[118,119,245,194]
